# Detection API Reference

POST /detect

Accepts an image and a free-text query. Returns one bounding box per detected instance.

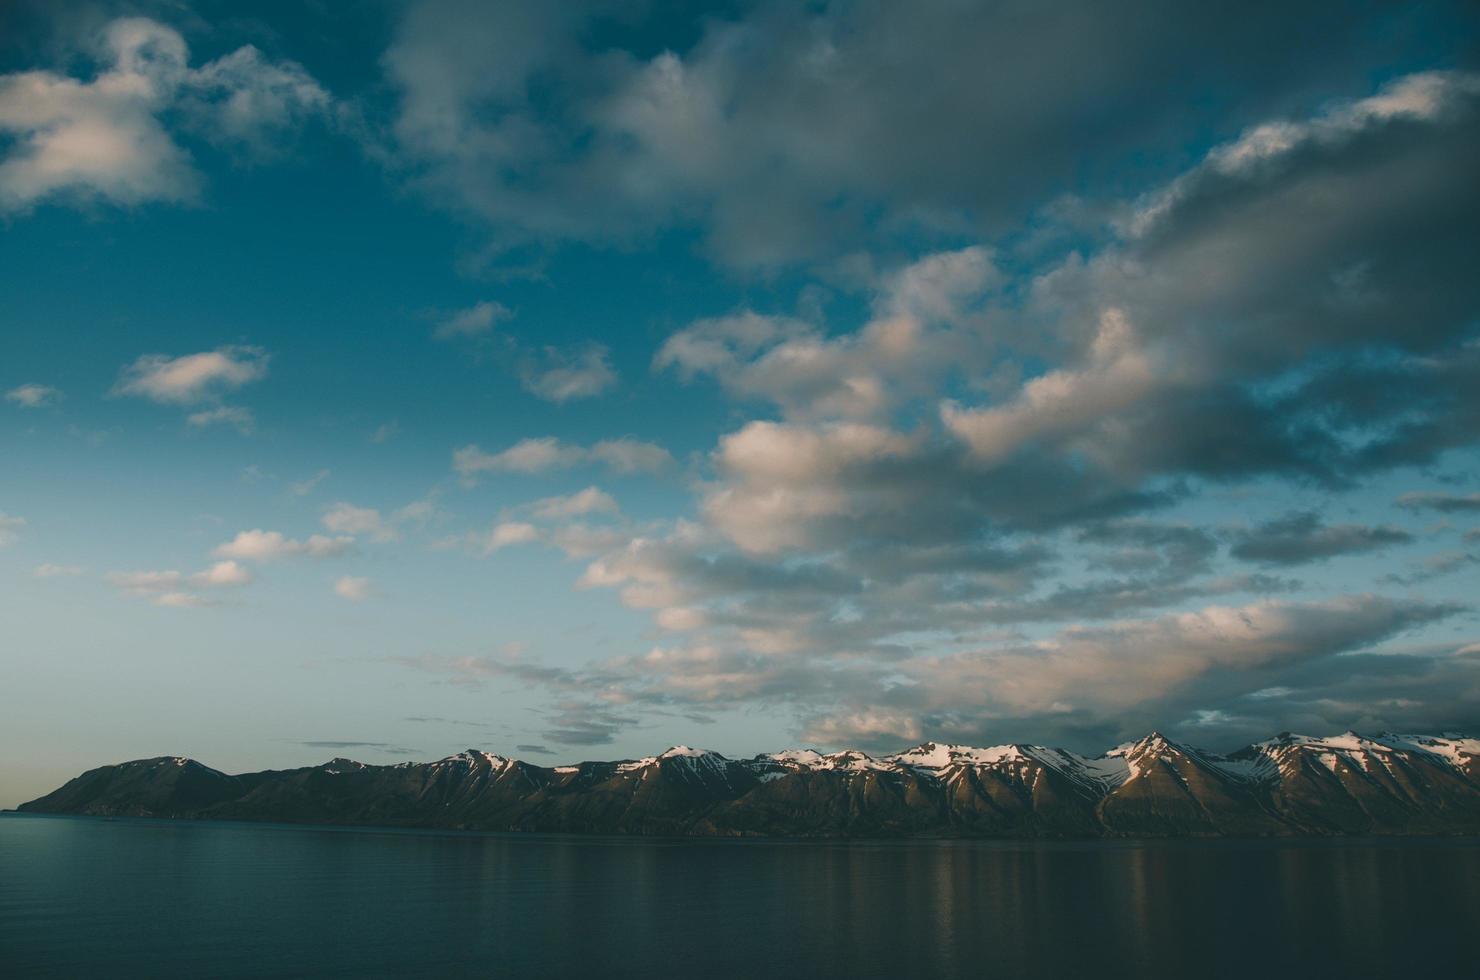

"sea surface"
[1,813,1476,979]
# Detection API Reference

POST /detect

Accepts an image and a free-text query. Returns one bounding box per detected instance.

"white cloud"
[520,346,617,402]
[529,486,618,520]
[115,346,269,404]
[106,559,253,607]
[434,300,511,339]
[322,502,398,541]
[0,17,330,213]
[212,529,353,562]
[185,405,255,433]
[195,560,253,586]
[34,563,84,578]
[180,44,330,152]
[654,248,996,420]
[481,521,539,554]
[940,308,1156,465]
[153,592,212,608]
[0,513,25,548]
[702,420,916,553]
[334,575,372,601]
[5,384,61,408]
[454,436,672,480]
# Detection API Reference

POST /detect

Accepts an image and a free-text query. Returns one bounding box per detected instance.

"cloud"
[289,469,331,497]
[514,743,555,756]
[106,560,253,607]
[379,1,1450,267]
[529,486,618,521]
[453,436,672,479]
[655,248,998,420]
[0,17,330,213]
[370,420,401,444]
[1397,491,1480,514]
[333,576,372,601]
[195,560,253,586]
[587,439,677,474]
[1228,512,1413,566]
[294,740,419,756]
[942,308,1154,464]
[5,384,61,408]
[115,346,269,404]
[322,502,397,542]
[177,43,331,153]
[479,521,539,555]
[434,300,512,339]
[212,529,353,561]
[520,345,617,402]
[34,563,85,578]
[0,514,25,548]
[797,596,1460,749]
[389,68,1480,754]
[185,405,255,434]
[1380,551,1479,586]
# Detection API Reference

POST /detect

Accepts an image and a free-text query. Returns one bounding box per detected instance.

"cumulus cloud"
[322,502,398,542]
[212,529,353,561]
[519,345,617,402]
[333,576,372,601]
[397,67,1480,752]
[942,308,1156,464]
[107,560,253,607]
[434,300,511,340]
[453,436,672,480]
[656,248,997,419]
[0,17,330,212]
[114,346,268,404]
[478,521,539,554]
[379,1,1443,267]
[528,486,618,521]
[6,384,61,408]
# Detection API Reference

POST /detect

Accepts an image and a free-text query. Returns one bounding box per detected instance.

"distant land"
[17,731,1480,839]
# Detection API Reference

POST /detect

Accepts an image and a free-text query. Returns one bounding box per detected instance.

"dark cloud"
[514,743,555,755]
[403,715,493,728]
[380,0,1477,267]
[1381,551,1479,586]
[295,740,421,756]
[1398,491,1480,513]
[380,18,1480,751]
[1228,511,1413,566]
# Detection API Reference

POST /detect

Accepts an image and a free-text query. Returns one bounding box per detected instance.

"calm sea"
[1,813,1476,979]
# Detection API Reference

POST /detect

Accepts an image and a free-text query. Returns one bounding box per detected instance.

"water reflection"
[1,816,1476,979]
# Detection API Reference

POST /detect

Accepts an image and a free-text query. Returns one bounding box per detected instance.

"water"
[1,814,1476,979]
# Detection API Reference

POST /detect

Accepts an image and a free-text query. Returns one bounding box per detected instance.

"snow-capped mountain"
[18,731,1480,838]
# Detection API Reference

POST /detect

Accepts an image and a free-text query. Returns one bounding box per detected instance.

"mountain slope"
[18,731,1480,838]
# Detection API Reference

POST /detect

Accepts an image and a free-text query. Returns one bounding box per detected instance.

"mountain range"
[17,731,1480,838]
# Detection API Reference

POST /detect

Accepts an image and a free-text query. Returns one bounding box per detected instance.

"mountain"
[17,732,1480,839]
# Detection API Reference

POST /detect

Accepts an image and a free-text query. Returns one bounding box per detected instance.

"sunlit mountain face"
[22,732,1480,837]
[2,0,1479,810]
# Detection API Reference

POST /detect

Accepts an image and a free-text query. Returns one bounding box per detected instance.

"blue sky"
[2,0,1479,807]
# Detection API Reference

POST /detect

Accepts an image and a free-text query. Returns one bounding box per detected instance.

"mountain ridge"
[18,730,1480,839]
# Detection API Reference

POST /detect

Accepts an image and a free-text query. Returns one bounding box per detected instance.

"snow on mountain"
[21,730,1480,837]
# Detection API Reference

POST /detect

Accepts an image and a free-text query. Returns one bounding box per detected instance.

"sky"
[2,0,1479,808]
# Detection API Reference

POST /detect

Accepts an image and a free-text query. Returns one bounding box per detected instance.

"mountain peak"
[659,745,722,759]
